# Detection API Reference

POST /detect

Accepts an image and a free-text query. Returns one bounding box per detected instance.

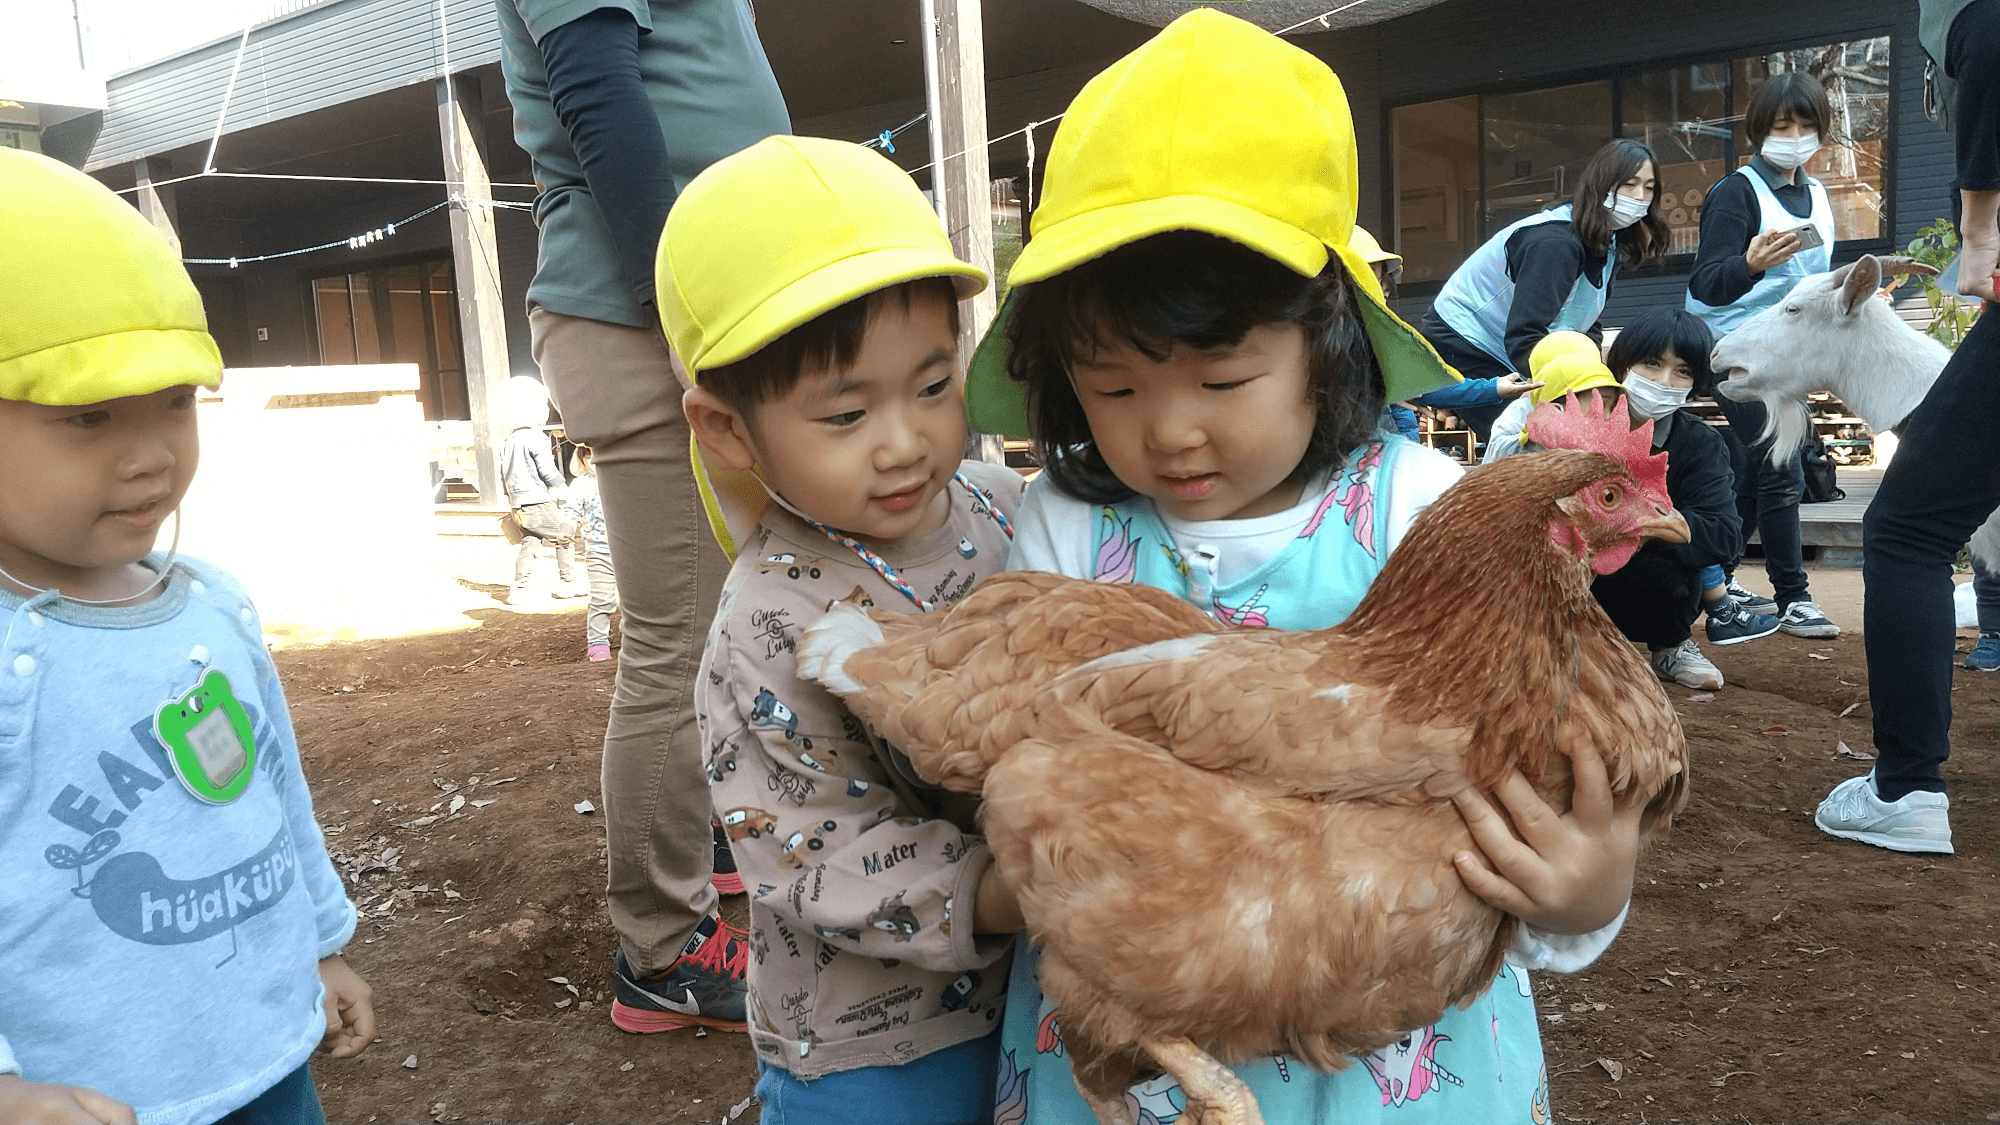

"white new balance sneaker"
[1814,772,1953,855]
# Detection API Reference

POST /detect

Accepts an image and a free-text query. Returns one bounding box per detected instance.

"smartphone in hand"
[1789,223,1825,251]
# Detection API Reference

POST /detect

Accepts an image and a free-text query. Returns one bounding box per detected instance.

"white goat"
[1710,253,1999,570]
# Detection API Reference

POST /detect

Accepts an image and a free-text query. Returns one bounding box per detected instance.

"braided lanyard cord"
[798,473,1012,611]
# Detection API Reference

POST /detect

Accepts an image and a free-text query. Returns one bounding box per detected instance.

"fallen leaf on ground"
[1835,741,1876,760]
[1687,692,1715,702]
[619,1062,634,1072]
[448,795,465,814]
[574,799,596,815]
[1808,652,1831,661]
[1762,726,1789,735]
[401,1055,418,1069]
[1597,1058,1625,1081]
[1838,700,1862,717]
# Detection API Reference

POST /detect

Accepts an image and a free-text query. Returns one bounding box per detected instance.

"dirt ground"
[284,570,1998,1125]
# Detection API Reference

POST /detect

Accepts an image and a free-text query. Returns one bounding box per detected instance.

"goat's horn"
[1870,255,1941,278]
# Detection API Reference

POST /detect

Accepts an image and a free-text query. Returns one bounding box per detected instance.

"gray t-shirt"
[497,0,791,326]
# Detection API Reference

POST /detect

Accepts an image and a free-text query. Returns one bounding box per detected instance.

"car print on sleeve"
[750,687,813,750]
[779,819,840,868]
[720,807,779,842]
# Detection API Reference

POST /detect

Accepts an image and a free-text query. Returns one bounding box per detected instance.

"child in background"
[499,379,581,604]
[964,13,1646,1121]
[1595,309,1767,689]
[562,444,620,661]
[0,150,372,1125]
[660,136,1023,1121]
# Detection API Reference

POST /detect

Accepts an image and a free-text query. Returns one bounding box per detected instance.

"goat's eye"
[1784,305,1801,314]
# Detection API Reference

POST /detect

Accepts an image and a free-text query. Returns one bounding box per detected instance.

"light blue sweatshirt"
[0,557,356,1125]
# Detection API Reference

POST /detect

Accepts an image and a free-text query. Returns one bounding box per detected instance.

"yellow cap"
[0,149,223,406]
[656,135,986,377]
[1526,330,1600,380]
[1530,353,1622,405]
[1349,225,1401,267]
[658,136,986,559]
[964,8,1456,437]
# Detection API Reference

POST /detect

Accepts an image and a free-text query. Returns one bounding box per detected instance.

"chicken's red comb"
[1525,390,1669,504]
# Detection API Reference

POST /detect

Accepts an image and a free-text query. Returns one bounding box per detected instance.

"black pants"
[1864,307,2000,800]
[1592,547,1703,650]
[1714,396,1810,609]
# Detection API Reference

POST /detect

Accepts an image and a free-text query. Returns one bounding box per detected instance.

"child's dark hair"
[1744,72,1832,149]
[1605,309,1719,396]
[1003,231,1385,504]
[1569,139,1669,269]
[697,278,960,424]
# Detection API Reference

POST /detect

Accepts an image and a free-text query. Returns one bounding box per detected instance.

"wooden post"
[133,158,182,257]
[928,0,1003,462]
[436,74,511,508]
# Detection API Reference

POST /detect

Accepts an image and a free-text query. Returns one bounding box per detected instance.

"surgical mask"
[1623,374,1690,421]
[1760,132,1821,171]
[1601,191,1649,230]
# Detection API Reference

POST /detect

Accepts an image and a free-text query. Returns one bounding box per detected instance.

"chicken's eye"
[1599,487,1620,506]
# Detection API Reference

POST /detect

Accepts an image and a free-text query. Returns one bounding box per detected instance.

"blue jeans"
[215,1063,324,1125]
[1714,396,1809,610]
[1697,564,1727,595]
[757,1029,1000,1125]
[1864,308,2000,800]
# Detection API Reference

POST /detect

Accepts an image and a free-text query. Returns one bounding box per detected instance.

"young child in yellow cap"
[967,11,1648,1122]
[0,151,372,1125]
[658,135,1024,1122]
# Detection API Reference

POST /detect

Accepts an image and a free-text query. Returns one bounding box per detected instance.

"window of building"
[1391,35,1891,284]
[309,257,468,420]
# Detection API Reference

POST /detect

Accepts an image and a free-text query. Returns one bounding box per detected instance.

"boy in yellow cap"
[659,135,1023,1120]
[965,10,1650,1123]
[0,150,372,1125]
[1479,330,1622,462]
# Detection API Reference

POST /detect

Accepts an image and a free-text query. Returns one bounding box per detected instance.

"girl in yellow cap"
[0,150,373,1125]
[967,12,1648,1124]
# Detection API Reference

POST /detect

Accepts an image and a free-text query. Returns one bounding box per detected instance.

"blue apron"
[1429,204,1614,370]
[1684,164,1834,338]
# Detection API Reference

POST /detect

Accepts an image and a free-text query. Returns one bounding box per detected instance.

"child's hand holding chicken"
[1452,747,1662,935]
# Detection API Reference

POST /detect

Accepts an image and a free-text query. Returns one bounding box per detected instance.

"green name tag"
[154,668,257,804]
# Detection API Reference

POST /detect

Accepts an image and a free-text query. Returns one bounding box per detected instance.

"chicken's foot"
[1139,1035,1264,1125]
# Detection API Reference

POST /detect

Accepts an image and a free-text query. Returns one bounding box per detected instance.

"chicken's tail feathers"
[796,600,885,698]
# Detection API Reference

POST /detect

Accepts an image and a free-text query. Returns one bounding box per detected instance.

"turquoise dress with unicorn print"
[995,435,1549,1124]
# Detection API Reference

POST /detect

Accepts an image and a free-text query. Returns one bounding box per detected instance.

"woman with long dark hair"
[1418,138,1670,439]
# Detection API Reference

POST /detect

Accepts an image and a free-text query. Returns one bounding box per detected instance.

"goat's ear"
[1840,254,1882,316]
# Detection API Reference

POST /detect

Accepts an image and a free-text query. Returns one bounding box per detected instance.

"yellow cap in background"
[0,149,222,406]
[1530,353,1622,406]
[1349,225,1402,268]
[964,7,1457,438]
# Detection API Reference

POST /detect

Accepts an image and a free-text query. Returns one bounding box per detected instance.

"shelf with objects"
[1415,405,1478,464]
[1684,391,1876,466]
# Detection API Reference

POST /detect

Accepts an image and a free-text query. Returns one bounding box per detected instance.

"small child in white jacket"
[562,444,619,661]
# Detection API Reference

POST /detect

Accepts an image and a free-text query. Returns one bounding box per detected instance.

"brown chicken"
[795,397,1691,1125]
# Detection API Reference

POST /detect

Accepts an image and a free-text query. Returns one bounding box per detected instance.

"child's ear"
[683,386,760,471]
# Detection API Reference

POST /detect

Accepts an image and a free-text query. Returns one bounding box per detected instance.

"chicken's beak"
[1640,505,1690,544]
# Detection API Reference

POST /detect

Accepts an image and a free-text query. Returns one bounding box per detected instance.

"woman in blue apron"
[1685,72,1843,641]
[1418,138,1669,440]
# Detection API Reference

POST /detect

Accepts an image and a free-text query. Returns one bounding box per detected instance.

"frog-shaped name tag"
[154,668,257,804]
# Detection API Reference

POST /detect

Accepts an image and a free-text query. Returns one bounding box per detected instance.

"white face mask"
[1760,132,1821,171]
[1623,374,1690,421]
[1601,191,1650,230]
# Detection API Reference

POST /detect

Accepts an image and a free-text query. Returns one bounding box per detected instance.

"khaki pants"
[531,308,725,974]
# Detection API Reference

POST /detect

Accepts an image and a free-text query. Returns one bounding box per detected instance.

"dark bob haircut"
[1605,308,1720,397]
[698,277,960,424]
[1570,138,1670,270]
[1002,230,1386,505]
[1744,71,1832,149]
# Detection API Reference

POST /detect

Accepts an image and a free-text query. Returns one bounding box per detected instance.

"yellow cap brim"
[1007,194,1326,288]
[691,248,986,375]
[967,238,1460,440]
[3,326,223,406]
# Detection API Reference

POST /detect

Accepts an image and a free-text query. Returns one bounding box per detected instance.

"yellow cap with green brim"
[964,8,1458,439]
[656,136,987,558]
[0,149,223,406]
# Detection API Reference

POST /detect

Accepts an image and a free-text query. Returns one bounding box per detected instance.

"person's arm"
[1414,376,1500,408]
[1686,175,1799,308]
[537,7,677,309]
[1500,225,1591,373]
[529,435,567,494]
[1949,0,2000,300]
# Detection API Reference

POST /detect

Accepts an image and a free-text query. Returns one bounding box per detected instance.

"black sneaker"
[610,915,748,1033]
[711,821,744,896]
[1705,598,1781,645]
[1724,579,1779,616]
